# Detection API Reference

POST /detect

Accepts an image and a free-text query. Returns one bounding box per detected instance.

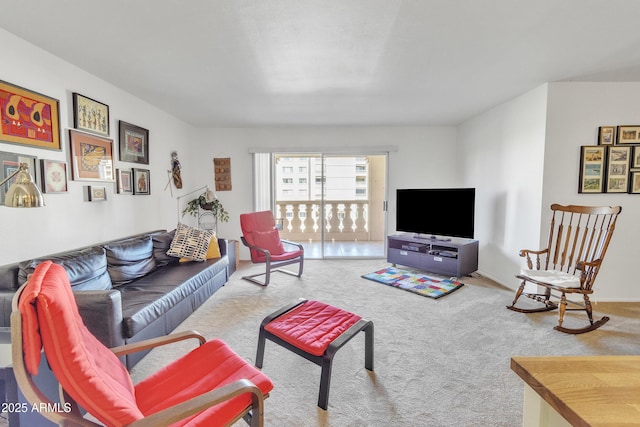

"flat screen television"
[396,188,475,240]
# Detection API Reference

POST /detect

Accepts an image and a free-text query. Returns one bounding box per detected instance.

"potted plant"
[182,194,230,223]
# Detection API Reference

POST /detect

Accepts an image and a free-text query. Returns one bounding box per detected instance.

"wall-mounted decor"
[213,157,232,191]
[605,146,631,193]
[0,151,37,204]
[72,93,109,137]
[69,129,114,182]
[632,146,640,169]
[88,185,107,202]
[578,145,605,193]
[0,80,61,150]
[616,125,640,144]
[119,121,149,164]
[598,126,616,145]
[133,168,150,195]
[40,159,67,193]
[116,169,133,194]
[630,171,640,194]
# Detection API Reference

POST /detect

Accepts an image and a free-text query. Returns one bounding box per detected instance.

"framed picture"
[630,171,640,194]
[213,157,232,191]
[69,129,115,182]
[0,151,37,205]
[598,126,616,145]
[605,146,631,193]
[72,93,110,137]
[40,159,68,193]
[116,169,133,194]
[578,146,605,193]
[88,185,107,202]
[0,80,61,150]
[119,121,149,164]
[632,146,640,169]
[132,168,150,195]
[616,125,640,144]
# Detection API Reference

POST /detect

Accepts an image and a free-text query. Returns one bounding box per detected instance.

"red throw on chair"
[11,260,273,427]
[240,210,304,286]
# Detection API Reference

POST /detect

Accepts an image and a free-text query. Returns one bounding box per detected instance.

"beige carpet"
[130,259,640,426]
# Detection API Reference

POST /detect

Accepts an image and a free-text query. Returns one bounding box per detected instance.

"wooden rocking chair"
[507,204,622,334]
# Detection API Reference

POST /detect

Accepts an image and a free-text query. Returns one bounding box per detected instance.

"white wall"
[458,85,549,289]
[188,126,459,259]
[0,28,194,265]
[543,82,640,301]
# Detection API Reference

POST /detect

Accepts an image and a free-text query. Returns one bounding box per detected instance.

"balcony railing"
[276,200,371,241]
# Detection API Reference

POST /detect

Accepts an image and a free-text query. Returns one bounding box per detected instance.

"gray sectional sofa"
[0,229,234,369]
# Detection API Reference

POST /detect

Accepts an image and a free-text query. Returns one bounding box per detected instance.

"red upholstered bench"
[255,299,374,410]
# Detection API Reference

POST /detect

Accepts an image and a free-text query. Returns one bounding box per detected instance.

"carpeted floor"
[129,259,640,427]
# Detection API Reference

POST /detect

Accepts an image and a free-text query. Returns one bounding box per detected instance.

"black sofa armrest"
[74,290,125,348]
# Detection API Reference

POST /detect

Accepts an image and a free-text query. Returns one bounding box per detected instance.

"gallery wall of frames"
[0,79,151,203]
[579,125,640,194]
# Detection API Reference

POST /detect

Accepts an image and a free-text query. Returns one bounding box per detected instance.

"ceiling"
[2,0,640,127]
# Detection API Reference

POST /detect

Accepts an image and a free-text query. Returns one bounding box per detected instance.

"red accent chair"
[11,260,273,427]
[240,210,304,286]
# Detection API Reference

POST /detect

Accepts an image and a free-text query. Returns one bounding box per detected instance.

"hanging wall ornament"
[171,151,183,189]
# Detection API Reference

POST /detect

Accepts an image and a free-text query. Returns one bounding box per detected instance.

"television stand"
[387,233,478,277]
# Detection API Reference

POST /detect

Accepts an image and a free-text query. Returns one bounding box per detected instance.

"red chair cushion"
[251,230,285,255]
[19,261,143,427]
[135,338,274,426]
[264,300,362,357]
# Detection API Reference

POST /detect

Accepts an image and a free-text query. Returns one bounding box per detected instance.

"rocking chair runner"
[240,210,304,286]
[11,260,273,426]
[507,204,621,334]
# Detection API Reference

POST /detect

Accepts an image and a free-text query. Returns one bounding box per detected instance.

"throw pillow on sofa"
[179,235,221,262]
[166,223,213,262]
[104,236,157,286]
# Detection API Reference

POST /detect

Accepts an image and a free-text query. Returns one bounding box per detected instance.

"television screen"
[396,188,475,239]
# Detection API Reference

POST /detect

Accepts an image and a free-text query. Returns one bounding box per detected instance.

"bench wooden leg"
[318,355,333,410]
[364,321,374,372]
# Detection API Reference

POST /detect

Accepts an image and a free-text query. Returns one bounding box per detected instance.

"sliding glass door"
[271,152,387,259]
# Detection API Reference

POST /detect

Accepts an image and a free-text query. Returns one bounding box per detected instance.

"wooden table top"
[511,355,640,427]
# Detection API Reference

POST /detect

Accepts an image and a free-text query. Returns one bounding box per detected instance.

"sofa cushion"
[152,230,178,267]
[120,257,228,338]
[18,247,112,291]
[105,237,157,286]
[166,223,213,262]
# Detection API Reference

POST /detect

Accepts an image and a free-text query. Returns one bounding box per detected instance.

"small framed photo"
[0,80,61,150]
[616,125,640,144]
[1,151,38,205]
[598,126,616,145]
[40,159,68,193]
[605,146,631,193]
[132,168,150,195]
[119,121,149,164]
[578,146,605,193]
[69,129,115,182]
[88,185,107,202]
[630,171,640,194]
[73,93,110,137]
[116,169,133,194]
[632,146,640,169]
